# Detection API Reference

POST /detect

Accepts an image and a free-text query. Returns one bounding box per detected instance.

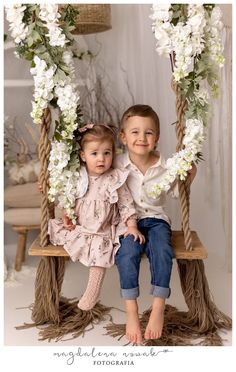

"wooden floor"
[29,230,207,260]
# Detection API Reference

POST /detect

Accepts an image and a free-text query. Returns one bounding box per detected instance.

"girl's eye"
[131,131,138,134]
[104,151,111,155]
[91,152,97,156]
[146,132,154,135]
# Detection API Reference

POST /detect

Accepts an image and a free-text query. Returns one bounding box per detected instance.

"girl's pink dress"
[48,167,136,268]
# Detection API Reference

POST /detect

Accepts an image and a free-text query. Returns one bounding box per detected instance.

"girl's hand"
[63,215,76,230]
[124,227,145,244]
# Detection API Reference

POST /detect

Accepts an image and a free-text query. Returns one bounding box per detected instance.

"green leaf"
[53,68,67,84]
[31,30,42,42]
[35,45,47,54]
[24,51,34,61]
[27,36,34,47]
[36,20,46,28]
[28,22,36,33]
[59,63,71,74]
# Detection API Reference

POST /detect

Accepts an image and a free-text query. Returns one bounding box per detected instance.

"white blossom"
[205,6,225,67]
[30,56,56,124]
[5,5,29,44]
[150,4,224,81]
[39,4,68,47]
[149,118,205,198]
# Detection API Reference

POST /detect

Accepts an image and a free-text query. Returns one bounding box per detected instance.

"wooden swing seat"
[28,230,207,260]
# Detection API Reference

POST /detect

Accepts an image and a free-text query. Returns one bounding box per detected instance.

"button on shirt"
[114,152,178,225]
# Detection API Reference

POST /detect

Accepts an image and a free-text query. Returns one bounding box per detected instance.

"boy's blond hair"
[120,104,160,136]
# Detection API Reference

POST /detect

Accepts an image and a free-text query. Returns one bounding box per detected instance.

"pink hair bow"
[78,123,95,133]
[78,123,117,135]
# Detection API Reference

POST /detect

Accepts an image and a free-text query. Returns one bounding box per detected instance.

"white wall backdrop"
[4,4,232,270]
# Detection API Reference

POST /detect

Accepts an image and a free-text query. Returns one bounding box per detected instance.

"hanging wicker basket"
[60,4,112,35]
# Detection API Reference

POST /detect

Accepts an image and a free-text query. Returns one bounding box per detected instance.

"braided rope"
[38,108,53,246]
[172,80,192,251]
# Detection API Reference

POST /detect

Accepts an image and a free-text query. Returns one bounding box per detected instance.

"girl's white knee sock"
[78,266,106,311]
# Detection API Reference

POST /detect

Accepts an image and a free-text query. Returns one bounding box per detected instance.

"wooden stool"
[28,230,207,260]
[12,225,40,271]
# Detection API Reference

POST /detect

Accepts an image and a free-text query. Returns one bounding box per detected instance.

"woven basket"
[60,4,112,35]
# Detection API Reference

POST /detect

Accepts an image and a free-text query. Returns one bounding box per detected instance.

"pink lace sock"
[78,266,106,311]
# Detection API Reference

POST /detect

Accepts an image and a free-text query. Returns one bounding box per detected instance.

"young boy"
[114,104,197,345]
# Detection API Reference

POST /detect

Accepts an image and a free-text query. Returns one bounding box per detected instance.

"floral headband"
[78,123,117,136]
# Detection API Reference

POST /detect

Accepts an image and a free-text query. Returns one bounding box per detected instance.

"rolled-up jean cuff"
[150,285,170,299]
[120,287,139,300]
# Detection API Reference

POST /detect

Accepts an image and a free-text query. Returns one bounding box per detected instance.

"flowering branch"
[149,3,225,198]
[5,4,83,221]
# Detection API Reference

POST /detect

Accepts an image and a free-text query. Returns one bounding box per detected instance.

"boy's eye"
[146,131,154,135]
[104,151,112,155]
[91,152,97,156]
[131,131,138,134]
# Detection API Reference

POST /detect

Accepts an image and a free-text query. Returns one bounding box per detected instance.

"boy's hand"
[124,227,145,244]
[37,181,43,193]
[188,162,197,183]
[63,215,76,230]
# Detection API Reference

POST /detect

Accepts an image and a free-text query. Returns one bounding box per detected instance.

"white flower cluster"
[48,141,80,222]
[149,119,205,198]
[148,4,224,199]
[205,7,225,67]
[150,4,173,56]
[30,56,56,124]
[5,4,29,44]
[54,83,79,139]
[150,4,224,81]
[173,5,206,81]
[63,50,75,78]
[39,4,68,47]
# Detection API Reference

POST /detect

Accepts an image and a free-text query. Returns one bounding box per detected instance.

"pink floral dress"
[48,167,136,268]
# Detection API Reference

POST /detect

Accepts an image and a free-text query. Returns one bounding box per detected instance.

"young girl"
[48,123,144,311]
[114,104,197,345]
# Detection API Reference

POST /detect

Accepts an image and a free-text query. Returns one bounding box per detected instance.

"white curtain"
[80,4,232,269]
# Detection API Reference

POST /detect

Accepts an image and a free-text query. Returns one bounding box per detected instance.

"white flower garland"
[5,4,81,221]
[149,4,224,198]
[149,118,205,197]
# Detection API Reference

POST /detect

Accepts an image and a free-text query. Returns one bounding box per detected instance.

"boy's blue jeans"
[115,218,174,300]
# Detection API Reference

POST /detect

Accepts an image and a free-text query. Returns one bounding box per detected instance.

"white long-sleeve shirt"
[114,151,178,225]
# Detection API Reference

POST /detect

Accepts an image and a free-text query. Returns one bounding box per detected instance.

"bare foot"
[144,298,165,340]
[126,310,142,345]
[125,300,142,345]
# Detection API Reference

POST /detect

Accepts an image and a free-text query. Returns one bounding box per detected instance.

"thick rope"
[31,256,65,325]
[16,257,112,341]
[172,80,192,251]
[38,108,52,246]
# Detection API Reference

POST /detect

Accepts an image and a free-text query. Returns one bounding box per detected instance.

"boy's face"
[120,116,159,157]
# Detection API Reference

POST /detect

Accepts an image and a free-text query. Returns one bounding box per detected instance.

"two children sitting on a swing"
[48,104,197,345]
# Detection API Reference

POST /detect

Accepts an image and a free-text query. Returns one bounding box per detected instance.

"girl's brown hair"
[80,124,116,153]
[120,104,160,136]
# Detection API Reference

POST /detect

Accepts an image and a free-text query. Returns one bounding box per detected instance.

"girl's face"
[80,140,113,176]
[120,116,159,157]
